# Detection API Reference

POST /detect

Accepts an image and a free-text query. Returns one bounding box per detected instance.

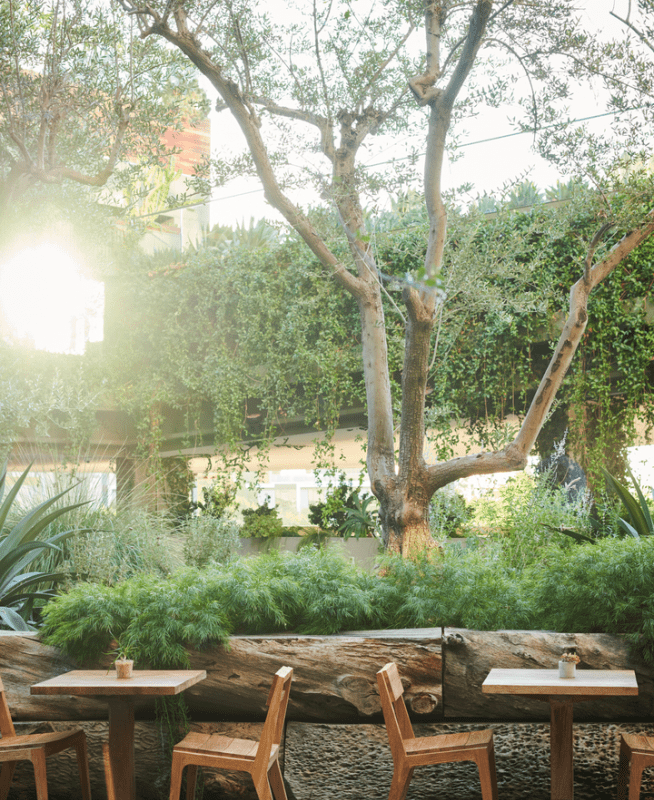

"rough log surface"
[0,633,109,721]
[7,719,654,800]
[0,630,443,724]
[444,628,654,720]
[4,629,654,725]
[184,628,444,722]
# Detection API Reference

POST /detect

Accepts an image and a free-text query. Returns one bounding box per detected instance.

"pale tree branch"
[441,0,493,110]
[610,10,654,55]
[484,37,538,136]
[424,210,654,494]
[313,0,334,122]
[127,2,364,300]
[584,222,616,285]
[249,96,335,160]
[35,112,131,187]
[358,23,415,108]
[440,0,516,75]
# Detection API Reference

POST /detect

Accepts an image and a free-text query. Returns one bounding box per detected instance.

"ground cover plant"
[40,527,654,668]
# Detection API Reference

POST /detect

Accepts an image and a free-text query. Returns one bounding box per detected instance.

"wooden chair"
[617,732,654,799]
[169,666,293,800]
[0,675,91,800]
[377,662,498,800]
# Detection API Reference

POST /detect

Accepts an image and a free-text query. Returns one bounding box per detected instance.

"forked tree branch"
[424,211,654,492]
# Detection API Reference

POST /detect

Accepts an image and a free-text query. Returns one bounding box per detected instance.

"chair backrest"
[254,666,293,769]
[377,663,414,758]
[0,677,16,738]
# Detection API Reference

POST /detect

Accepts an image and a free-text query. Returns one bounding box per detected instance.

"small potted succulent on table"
[107,637,135,679]
[558,649,580,679]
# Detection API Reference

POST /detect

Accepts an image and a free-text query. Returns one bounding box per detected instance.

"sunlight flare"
[0,244,104,354]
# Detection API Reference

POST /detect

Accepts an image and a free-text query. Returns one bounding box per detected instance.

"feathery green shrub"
[41,536,654,668]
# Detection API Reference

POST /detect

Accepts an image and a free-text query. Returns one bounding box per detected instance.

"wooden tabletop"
[482,668,638,696]
[31,669,207,697]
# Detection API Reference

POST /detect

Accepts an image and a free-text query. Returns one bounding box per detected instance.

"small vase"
[558,660,575,679]
[115,659,134,679]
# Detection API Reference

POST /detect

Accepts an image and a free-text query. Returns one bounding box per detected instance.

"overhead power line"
[140,104,650,216]
[362,105,650,168]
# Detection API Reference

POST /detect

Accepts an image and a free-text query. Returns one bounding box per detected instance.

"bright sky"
[205,0,630,227]
[0,0,636,353]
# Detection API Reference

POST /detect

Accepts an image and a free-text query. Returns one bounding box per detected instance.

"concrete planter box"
[237,535,382,570]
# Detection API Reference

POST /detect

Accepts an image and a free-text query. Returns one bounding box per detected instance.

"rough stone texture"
[7,719,654,799]
[284,721,654,800]
[444,628,654,720]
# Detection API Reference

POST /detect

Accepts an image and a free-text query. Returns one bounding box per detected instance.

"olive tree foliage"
[116,0,654,555]
[0,0,206,216]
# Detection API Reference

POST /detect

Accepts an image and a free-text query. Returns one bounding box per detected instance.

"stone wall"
[2,628,654,799]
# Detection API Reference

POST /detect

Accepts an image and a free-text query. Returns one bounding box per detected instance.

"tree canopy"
[0,0,207,219]
[110,0,654,554]
[3,0,654,555]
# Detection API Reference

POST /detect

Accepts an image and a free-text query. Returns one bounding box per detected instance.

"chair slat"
[380,663,405,702]
[0,689,15,739]
[377,662,498,800]
[0,731,81,751]
[169,667,293,800]
[0,676,90,800]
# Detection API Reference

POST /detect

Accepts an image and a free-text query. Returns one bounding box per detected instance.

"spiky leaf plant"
[0,463,87,630]
[602,467,654,539]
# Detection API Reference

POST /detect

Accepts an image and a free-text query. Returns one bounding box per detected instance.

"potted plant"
[107,639,135,679]
[558,650,580,679]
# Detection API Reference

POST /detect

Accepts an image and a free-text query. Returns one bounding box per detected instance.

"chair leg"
[627,753,647,800]
[185,764,198,800]
[0,762,16,800]
[617,739,631,800]
[169,752,185,800]
[103,742,116,800]
[31,749,48,800]
[268,759,289,800]
[253,773,275,800]
[477,744,499,800]
[388,765,413,800]
[75,735,92,800]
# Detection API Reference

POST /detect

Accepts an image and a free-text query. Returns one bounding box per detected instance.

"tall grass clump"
[468,468,594,568]
[7,460,181,584]
[182,514,240,568]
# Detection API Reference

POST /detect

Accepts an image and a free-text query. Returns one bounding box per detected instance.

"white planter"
[237,536,381,570]
[558,660,575,679]
[115,659,134,679]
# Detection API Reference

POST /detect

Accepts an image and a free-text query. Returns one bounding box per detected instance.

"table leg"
[549,698,574,800]
[106,696,136,800]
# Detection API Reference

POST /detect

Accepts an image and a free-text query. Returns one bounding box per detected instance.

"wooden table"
[482,668,638,800]
[31,669,206,800]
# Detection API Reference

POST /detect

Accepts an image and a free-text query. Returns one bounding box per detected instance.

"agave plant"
[602,466,654,539]
[0,463,88,631]
[338,494,380,540]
